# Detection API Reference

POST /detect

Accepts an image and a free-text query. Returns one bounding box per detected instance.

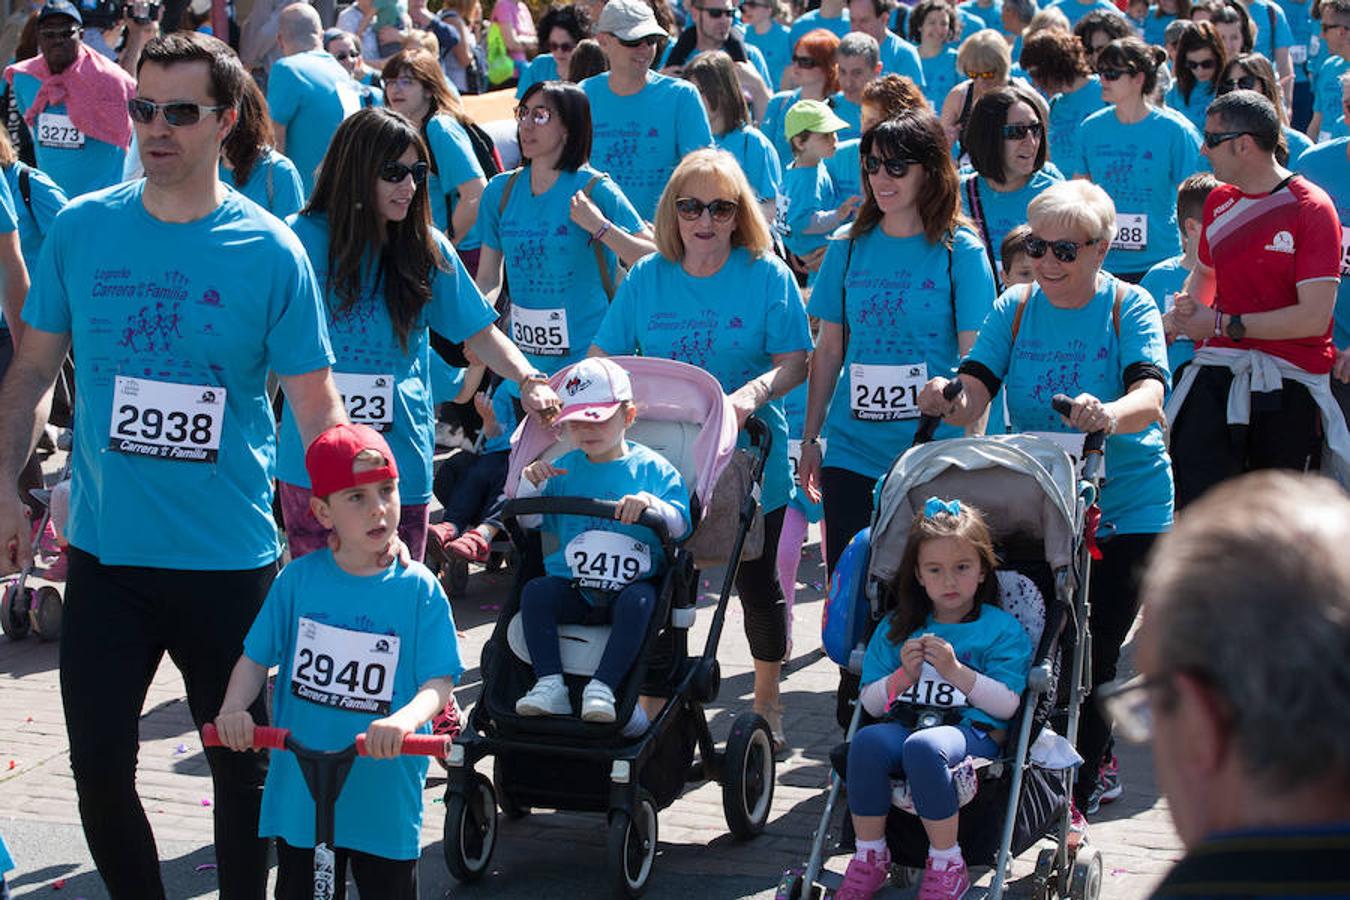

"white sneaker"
[581,680,617,723]
[516,676,571,716]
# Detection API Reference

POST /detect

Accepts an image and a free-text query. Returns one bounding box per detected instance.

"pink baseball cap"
[553,358,634,426]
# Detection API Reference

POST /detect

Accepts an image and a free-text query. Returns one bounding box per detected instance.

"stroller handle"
[1050,394,1108,456]
[499,497,678,556]
[913,378,965,446]
[201,724,448,758]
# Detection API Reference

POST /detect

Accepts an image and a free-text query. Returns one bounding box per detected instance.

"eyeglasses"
[1203,129,1252,148]
[862,154,919,178]
[674,196,739,222]
[378,159,429,185]
[965,69,999,79]
[1096,67,1134,81]
[1184,57,1217,71]
[1002,121,1043,141]
[697,5,734,16]
[792,55,818,68]
[1024,234,1097,262]
[386,76,419,90]
[37,25,80,40]
[514,104,553,126]
[617,34,663,47]
[127,98,227,127]
[547,39,576,53]
[1219,73,1259,92]
[1096,671,1178,744]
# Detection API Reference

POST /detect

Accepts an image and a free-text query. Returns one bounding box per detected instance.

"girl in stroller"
[839,498,1033,900]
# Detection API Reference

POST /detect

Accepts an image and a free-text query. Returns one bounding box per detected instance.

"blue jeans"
[847,720,999,820]
[520,575,657,688]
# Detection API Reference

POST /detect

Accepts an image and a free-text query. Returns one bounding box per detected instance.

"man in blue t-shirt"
[0,33,348,899]
[660,0,774,99]
[847,0,926,88]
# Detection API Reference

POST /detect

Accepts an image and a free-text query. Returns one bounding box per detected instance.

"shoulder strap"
[1267,2,1276,52]
[1010,283,1034,345]
[16,164,31,217]
[946,230,956,327]
[497,167,523,216]
[963,178,1001,292]
[265,159,275,209]
[1112,279,1124,336]
[841,236,857,359]
[583,174,616,301]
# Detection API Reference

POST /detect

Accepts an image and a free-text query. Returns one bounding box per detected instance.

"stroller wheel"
[774,869,824,900]
[493,759,529,820]
[33,585,62,642]
[444,772,498,883]
[1,583,32,640]
[722,711,776,840]
[1068,846,1102,900]
[1033,846,1060,899]
[607,790,658,898]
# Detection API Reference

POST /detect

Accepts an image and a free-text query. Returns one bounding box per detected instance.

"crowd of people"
[0,0,1347,894]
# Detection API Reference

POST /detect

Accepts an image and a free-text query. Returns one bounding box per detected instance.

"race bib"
[1027,430,1105,480]
[109,376,225,462]
[1339,227,1350,278]
[332,372,394,432]
[37,112,84,149]
[511,306,570,357]
[1112,213,1148,252]
[1310,35,1321,56]
[565,529,651,591]
[897,662,968,708]
[290,617,401,715]
[849,362,927,421]
[1291,43,1308,64]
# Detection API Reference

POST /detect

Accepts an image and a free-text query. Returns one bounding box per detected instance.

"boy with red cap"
[514,357,691,727]
[212,423,461,899]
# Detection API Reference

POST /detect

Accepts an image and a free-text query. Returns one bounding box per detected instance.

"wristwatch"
[1225,313,1246,342]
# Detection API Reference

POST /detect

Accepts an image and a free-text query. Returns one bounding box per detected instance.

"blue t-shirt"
[1139,255,1195,373]
[1277,0,1314,82]
[0,171,17,326]
[221,149,306,220]
[825,137,863,200]
[267,50,363,194]
[781,380,823,521]
[685,42,775,92]
[831,91,863,142]
[1047,77,1106,171]
[920,48,962,108]
[277,213,496,504]
[2,162,64,279]
[481,378,519,454]
[11,73,126,200]
[959,0,1004,31]
[761,88,802,167]
[582,70,714,219]
[538,442,690,587]
[1070,106,1202,273]
[515,52,559,98]
[22,181,333,569]
[478,165,643,373]
[1314,56,1348,139]
[860,603,1032,731]
[1164,79,1216,133]
[962,168,1064,285]
[806,226,996,479]
[716,124,783,204]
[745,21,793,89]
[1285,124,1314,165]
[244,550,462,860]
[782,162,841,257]
[592,248,813,512]
[1248,0,1293,63]
[880,32,927,88]
[1143,10,1176,47]
[1294,136,1350,347]
[965,275,1174,535]
[1047,0,1123,26]
[789,8,850,46]
[425,113,485,238]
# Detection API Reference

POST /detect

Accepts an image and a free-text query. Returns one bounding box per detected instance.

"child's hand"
[614,493,652,524]
[900,638,925,682]
[523,461,566,486]
[473,391,497,425]
[213,709,256,752]
[835,195,863,221]
[920,635,963,682]
[364,711,419,759]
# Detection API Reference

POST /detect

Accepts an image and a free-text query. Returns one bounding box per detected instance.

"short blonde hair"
[1027,180,1116,243]
[652,149,773,261]
[1026,6,1071,36]
[957,28,1012,81]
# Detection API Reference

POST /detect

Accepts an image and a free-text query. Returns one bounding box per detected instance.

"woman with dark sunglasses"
[1070,36,1203,282]
[921,178,1172,844]
[1218,52,1311,163]
[1166,21,1227,132]
[275,107,559,562]
[591,148,811,750]
[938,28,1016,148]
[760,28,841,166]
[515,4,591,98]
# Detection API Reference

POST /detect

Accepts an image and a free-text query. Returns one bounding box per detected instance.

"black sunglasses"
[675,196,739,222]
[1002,121,1043,141]
[1185,57,1217,71]
[1219,74,1259,92]
[697,5,734,16]
[863,155,920,178]
[1203,129,1252,148]
[379,159,429,185]
[127,98,227,127]
[1096,67,1134,81]
[547,39,576,52]
[1024,235,1098,262]
[792,55,818,68]
[617,34,662,47]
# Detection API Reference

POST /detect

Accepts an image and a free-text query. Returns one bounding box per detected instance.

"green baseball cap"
[784,99,851,141]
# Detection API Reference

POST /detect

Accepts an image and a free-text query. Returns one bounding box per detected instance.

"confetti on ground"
[50,878,65,889]
[174,743,189,755]
[1111,867,1129,876]
[200,797,212,807]
[25,716,33,722]
[195,863,218,872]
[7,760,15,770]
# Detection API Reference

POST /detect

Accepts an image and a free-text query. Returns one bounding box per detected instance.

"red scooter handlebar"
[201,723,447,757]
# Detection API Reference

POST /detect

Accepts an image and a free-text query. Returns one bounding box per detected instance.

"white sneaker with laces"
[516,676,571,716]
[581,680,617,723]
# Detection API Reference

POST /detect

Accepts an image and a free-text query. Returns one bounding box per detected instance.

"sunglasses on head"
[547,39,576,52]
[1219,73,1258,91]
[1185,57,1217,71]
[698,5,734,16]
[378,159,429,185]
[862,154,919,178]
[966,69,998,79]
[127,98,227,127]
[514,104,553,126]
[792,55,818,68]
[1002,121,1043,140]
[1096,67,1134,81]
[1024,235,1097,262]
[617,34,662,47]
[1203,129,1252,148]
[675,196,739,222]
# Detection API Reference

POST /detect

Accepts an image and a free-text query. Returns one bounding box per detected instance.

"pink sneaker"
[834,848,889,900]
[917,855,970,900]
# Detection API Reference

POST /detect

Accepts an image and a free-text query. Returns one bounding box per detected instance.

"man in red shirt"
[1168,90,1342,507]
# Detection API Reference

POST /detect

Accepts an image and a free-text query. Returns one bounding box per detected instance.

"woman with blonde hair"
[939,28,1016,146]
[591,148,812,750]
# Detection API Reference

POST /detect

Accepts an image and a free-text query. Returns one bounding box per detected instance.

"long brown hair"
[303,108,448,351]
[851,110,966,245]
[886,501,1000,645]
[382,49,471,176]
[222,77,274,189]
[1175,20,1227,103]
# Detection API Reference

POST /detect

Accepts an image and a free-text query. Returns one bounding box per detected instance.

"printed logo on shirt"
[1265,230,1296,254]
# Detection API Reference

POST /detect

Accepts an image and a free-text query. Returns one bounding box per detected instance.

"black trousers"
[274,839,418,900]
[61,547,274,900]
[736,505,788,662]
[821,466,881,730]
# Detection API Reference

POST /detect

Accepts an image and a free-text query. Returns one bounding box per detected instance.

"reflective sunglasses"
[697,5,734,16]
[127,98,227,127]
[547,39,576,53]
[1184,57,1217,71]
[1219,73,1258,91]
[792,55,819,68]
[674,196,739,222]
[617,34,663,47]
[1024,234,1097,262]
[1203,129,1252,148]
[378,159,429,185]
[862,154,919,178]
[1002,121,1043,141]
[965,69,999,79]
[514,104,554,126]
[1096,67,1134,81]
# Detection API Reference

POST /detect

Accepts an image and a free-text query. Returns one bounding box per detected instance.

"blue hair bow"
[923,497,961,519]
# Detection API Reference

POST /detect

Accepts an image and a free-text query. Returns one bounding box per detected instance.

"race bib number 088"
[1112,213,1148,252]
[290,617,400,715]
[109,376,225,463]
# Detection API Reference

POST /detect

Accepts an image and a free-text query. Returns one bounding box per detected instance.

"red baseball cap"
[305,423,399,498]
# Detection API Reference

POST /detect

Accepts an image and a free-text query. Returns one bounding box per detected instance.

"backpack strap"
[498,167,523,216]
[583,174,616,301]
[840,236,857,358]
[1112,280,1124,336]
[16,164,31,218]
[963,178,1001,292]
[1010,282,1034,345]
[265,158,275,210]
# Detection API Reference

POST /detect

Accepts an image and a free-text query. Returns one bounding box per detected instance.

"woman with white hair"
[918,178,1173,843]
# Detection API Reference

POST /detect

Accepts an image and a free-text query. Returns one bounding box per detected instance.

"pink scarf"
[4,44,137,149]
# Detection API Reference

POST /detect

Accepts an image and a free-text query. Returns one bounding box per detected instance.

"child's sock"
[929,842,961,863]
[620,701,649,738]
[855,837,888,861]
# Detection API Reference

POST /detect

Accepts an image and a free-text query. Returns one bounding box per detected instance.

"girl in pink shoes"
[837,498,1032,900]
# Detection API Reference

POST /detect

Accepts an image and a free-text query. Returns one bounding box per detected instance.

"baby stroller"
[443,356,779,898]
[1,455,71,643]
[781,393,1107,900]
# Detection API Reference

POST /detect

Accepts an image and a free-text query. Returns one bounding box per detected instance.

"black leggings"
[61,547,273,900]
[736,505,788,662]
[821,466,881,729]
[274,839,418,900]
